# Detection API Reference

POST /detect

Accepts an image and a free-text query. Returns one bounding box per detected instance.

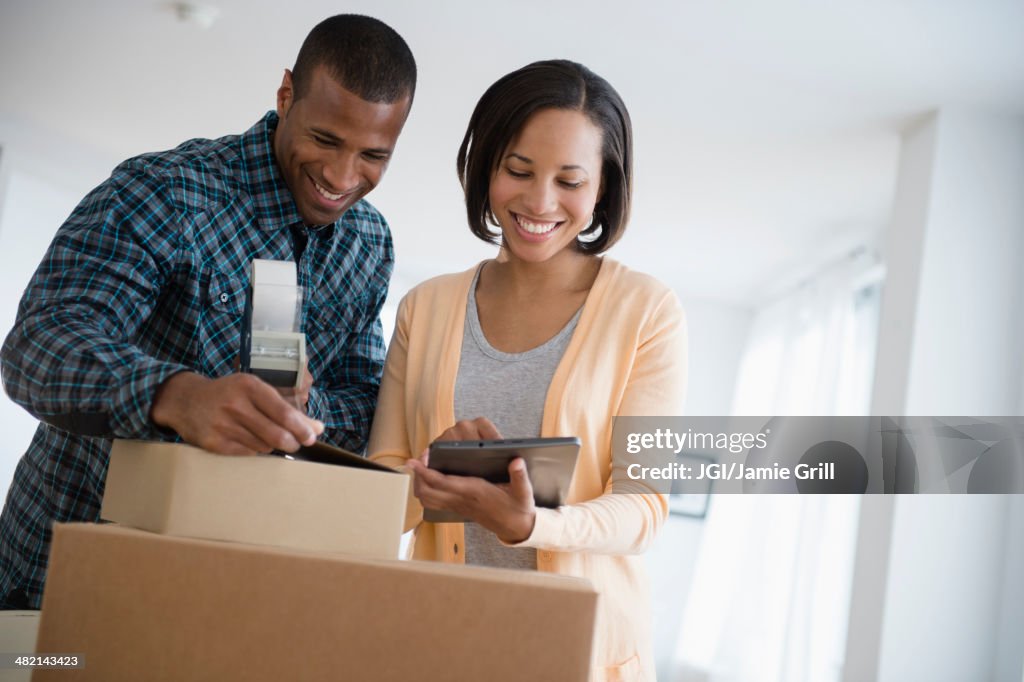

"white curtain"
[731,249,882,416]
[671,249,882,682]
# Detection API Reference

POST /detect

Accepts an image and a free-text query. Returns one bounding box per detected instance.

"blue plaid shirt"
[0,112,393,608]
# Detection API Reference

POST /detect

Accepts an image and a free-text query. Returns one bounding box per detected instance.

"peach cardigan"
[368,258,687,682]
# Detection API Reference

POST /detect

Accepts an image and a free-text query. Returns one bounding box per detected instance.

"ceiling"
[2,0,1023,305]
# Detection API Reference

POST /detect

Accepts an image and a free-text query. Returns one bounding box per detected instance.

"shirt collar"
[240,111,334,239]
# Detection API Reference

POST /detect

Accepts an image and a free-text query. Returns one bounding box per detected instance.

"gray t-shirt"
[454,265,581,570]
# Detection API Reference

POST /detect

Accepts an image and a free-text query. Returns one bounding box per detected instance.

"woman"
[368,60,686,681]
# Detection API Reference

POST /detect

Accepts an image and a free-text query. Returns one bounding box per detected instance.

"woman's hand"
[407,453,537,544]
[407,418,537,544]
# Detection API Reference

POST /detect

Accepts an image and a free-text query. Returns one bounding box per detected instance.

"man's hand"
[276,365,313,411]
[150,371,324,455]
[231,357,312,413]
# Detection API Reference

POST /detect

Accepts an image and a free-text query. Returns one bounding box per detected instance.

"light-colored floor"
[0,611,40,682]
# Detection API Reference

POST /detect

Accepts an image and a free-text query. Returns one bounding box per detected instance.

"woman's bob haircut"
[457,60,633,255]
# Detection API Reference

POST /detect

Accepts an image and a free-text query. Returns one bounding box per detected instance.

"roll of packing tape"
[250,259,301,332]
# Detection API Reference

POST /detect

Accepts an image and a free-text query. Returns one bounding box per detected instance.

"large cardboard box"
[34,524,597,682]
[101,440,408,559]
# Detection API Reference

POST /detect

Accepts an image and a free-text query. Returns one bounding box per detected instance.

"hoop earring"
[577,213,602,244]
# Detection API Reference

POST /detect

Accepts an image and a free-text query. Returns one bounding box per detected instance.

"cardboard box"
[101,440,408,559]
[34,524,597,682]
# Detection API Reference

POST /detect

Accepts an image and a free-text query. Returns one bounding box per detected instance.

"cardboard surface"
[101,440,408,559]
[34,524,597,682]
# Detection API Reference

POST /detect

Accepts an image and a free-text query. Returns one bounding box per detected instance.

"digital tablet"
[424,437,581,523]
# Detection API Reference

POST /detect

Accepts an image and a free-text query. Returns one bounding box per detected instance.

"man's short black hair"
[457,60,633,255]
[292,14,416,104]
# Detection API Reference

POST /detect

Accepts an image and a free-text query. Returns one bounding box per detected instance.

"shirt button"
[219,293,229,303]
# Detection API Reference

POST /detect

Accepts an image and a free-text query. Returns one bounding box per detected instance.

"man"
[0,14,416,609]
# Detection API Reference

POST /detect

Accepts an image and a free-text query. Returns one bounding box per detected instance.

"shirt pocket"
[304,289,370,334]
[302,290,374,383]
[196,266,247,376]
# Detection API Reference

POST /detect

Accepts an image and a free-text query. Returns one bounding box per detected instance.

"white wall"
[850,109,1024,681]
[902,111,1024,414]
[993,495,1024,682]
[871,109,1024,415]
[879,496,1010,682]
[868,116,934,415]
[676,298,752,416]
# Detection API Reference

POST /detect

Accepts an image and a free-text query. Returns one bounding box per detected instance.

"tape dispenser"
[239,259,306,388]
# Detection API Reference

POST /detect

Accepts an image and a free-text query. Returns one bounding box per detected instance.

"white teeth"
[515,214,559,234]
[314,181,343,201]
